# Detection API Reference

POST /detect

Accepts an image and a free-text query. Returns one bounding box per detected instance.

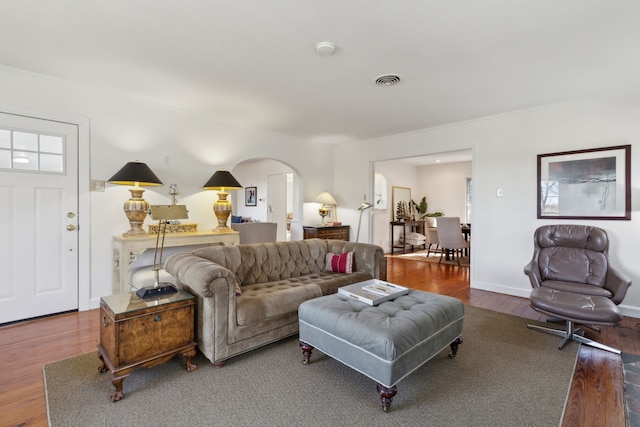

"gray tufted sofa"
[164,238,386,366]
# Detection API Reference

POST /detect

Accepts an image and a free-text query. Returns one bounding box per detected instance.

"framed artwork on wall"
[537,145,631,220]
[245,187,257,206]
[325,205,337,223]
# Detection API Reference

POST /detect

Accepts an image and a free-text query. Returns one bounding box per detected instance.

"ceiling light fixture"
[374,74,403,87]
[316,41,336,56]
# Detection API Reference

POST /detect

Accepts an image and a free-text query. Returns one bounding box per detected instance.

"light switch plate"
[91,180,105,192]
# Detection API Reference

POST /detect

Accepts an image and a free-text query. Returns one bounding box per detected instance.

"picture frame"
[245,186,257,207]
[325,205,336,223]
[537,145,631,220]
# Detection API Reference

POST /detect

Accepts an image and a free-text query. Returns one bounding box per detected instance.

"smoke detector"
[316,42,336,56]
[373,74,403,87]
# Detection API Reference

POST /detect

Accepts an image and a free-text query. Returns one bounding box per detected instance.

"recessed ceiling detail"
[373,74,402,87]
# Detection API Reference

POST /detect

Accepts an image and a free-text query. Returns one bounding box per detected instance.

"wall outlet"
[496,188,504,198]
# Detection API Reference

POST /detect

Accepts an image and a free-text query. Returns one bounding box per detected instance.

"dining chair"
[436,217,470,266]
[426,226,440,256]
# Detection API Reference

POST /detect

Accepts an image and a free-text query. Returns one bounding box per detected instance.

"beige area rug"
[390,249,470,266]
[44,306,578,427]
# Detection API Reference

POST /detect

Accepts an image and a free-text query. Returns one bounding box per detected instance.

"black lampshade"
[108,161,163,186]
[202,170,242,190]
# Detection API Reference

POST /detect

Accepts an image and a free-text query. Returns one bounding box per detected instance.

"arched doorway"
[231,158,301,241]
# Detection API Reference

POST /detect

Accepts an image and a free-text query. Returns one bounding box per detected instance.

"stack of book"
[338,280,409,306]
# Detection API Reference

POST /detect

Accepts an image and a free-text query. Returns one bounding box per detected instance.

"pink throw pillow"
[325,252,354,274]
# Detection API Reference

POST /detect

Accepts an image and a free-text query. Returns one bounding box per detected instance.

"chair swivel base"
[527,320,620,354]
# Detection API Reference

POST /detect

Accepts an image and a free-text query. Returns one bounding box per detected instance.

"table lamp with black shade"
[203,170,242,231]
[135,204,189,299]
[108,161,163,236]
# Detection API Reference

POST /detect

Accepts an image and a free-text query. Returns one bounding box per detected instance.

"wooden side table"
[303,225,350,241]
[97,289,197,402]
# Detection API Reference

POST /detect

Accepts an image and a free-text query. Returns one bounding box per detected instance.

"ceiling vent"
[374,74,402,87]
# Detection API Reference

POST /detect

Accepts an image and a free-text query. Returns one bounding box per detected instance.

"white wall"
[0,65,334,308]
[417,161,472,221]
[336,95,640,317]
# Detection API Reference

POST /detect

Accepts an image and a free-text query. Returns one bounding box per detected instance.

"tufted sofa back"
[190,239,384,286]
[534,224,609,287]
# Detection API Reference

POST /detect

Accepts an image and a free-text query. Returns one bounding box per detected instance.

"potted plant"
[411,197,444,226]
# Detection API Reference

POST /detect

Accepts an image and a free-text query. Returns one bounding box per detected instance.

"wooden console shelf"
[390,221,426,254]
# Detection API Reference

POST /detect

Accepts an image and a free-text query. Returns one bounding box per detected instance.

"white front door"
[0,112,79,324]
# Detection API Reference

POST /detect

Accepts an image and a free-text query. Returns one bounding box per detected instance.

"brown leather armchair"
[523,224,631,353]
[523,224,631,305]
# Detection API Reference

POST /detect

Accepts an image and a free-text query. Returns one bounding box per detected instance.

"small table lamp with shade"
[108,161,163,236]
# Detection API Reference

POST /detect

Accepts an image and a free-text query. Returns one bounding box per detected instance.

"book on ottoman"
[338,280,409,306]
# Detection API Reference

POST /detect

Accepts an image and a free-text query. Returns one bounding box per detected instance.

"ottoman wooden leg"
[376,383,398,412]
[448,337,463,358]
[300,341,314,365]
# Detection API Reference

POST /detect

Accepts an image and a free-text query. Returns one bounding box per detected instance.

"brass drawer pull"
[102,316,110,328]
[154,314,162,322]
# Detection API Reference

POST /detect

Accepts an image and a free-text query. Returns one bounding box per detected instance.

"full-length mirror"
[392,186,411,221]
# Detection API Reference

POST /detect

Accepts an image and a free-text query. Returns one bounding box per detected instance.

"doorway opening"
[371,149,473,255]
[231,159,300,242]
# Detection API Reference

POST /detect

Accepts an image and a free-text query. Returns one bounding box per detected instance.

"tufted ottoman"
[298,288,464,412]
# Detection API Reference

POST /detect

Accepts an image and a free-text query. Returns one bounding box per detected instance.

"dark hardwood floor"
[0,255,635,426]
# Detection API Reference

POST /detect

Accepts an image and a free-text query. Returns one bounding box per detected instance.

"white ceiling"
[2,1,640,144]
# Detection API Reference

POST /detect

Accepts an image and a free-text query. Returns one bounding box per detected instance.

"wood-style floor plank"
[0,255,635,426]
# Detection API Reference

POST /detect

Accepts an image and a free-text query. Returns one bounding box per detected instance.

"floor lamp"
[356,201,373,243]
[135,204,189,299]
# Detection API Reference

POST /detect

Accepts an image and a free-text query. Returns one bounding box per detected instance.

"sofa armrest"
[324,240,387,281]
[165,252,242,297]
[605,266,632,305]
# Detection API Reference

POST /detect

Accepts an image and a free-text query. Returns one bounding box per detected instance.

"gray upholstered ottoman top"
[298,290,464,361]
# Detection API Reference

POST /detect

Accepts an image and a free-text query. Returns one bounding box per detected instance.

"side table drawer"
[317,228,347,239]
[303,225,350,241]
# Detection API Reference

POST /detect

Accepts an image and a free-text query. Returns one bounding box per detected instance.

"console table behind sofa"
[112,231,239,294]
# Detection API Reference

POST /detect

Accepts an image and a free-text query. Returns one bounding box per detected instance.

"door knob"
[66,224,76,231]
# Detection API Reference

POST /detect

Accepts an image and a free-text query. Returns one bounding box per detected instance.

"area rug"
[390,249,470,267]
[44,306,578,427]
